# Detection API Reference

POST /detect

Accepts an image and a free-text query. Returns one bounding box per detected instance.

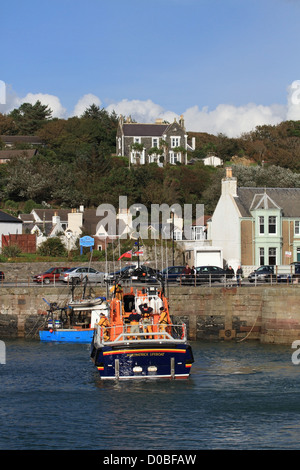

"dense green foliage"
[37,237,67,257]
[1,101,300,217]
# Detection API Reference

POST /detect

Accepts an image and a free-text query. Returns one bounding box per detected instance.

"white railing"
[94,322,187,346]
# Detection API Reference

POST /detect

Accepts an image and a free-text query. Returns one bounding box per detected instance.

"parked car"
[248,265,275,283]
[160,266,186,283]
[276,272,292,283]
[278,265,300,283]
[33,267,70,284]
[178,265,227,285]
[105,264,137,282]
[61,267,105,284]
[293,265,300,281]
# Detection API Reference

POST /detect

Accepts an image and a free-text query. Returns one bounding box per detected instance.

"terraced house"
[116,115,195,165]
[209,167,300,269]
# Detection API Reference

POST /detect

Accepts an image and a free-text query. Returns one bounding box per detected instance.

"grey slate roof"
[0,210,23,224]
[0,149,38,160]
[32,209,70,222]
[235,187,300,218]
[0,135,44,145]
[19,214,34,222]
[83,208,127,236]
[122,123,169,137]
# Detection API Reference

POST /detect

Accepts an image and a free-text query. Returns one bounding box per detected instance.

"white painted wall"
[0,222,23,250]
[210,176,241,270]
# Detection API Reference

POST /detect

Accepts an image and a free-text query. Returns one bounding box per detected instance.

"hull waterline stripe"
[103,348,187,356]
[96,372,190,379]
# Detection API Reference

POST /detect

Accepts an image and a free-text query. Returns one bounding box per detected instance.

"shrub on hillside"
[37,237,67,257]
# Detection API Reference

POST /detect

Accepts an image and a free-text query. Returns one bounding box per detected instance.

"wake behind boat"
[90,280,194,380]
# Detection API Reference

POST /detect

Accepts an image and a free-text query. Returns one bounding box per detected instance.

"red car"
[33,267,70,284]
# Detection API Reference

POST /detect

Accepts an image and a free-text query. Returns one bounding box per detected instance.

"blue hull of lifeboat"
[91,342,194,379]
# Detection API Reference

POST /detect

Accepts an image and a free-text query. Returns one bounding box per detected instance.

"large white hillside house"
[116,115,195,166]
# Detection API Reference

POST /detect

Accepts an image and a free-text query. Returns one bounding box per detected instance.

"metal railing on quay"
[176,273,300,288]
[1,275,299,289]
[0,276,107,288]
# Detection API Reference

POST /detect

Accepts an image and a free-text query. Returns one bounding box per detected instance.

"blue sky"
[1,0,300,136]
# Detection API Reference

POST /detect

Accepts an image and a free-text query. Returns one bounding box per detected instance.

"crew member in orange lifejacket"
[139,303,153,338]
[158,306,170,338]
[115,283,123,300]
[128,309,142,340]
[98,312,110,341]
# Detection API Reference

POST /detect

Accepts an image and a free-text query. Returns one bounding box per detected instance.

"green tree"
[0,113,17,135]
[9,100,52,135]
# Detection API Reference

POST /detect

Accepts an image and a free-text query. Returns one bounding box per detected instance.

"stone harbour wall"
[0,281,300,345]
[168,285,300,344]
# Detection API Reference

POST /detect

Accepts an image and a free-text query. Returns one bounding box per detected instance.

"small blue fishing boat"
[39,326,94,343]
[39,278,109,344]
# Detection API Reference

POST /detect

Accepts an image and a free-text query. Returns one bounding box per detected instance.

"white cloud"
[183,103,287,137]
[105,97,289,138]
[106,99,167,123]
[72,94,102,116]
[18,92,67,118]
[0,88,67,118]
[104,81,300,137]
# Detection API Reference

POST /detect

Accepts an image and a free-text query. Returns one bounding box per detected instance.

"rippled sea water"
[0,339,299,450]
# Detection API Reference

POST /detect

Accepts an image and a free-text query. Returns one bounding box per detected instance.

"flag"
[133,247,144,256]
[118,250,132,260]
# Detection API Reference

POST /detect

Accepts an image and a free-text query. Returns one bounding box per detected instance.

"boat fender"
[49,329,53,333]
[181,325,184,339]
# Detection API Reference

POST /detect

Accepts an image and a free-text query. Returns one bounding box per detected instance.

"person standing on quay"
[226,265,235,287]
[236,265,243,287]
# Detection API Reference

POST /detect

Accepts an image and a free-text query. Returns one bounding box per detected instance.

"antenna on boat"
[70,278,76,301]
[82,276,88,299]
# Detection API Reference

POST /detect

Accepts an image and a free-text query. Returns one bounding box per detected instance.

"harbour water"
[0,338,300,450]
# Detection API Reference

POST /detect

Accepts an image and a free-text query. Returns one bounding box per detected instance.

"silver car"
[60,267,105,284]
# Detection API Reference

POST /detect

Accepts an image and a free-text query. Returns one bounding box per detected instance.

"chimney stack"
[222,167,237,196]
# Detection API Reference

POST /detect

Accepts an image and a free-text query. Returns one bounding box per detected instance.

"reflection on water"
[0,339,300,449]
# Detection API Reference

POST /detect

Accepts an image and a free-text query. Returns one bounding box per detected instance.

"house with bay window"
[208,167,300,271]
[116,115,195,166]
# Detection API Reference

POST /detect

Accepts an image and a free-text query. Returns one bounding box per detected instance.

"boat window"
[123,295,135,313]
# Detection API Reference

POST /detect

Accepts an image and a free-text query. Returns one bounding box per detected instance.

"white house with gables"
[208,167,300,272]
[116,115,195,166]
